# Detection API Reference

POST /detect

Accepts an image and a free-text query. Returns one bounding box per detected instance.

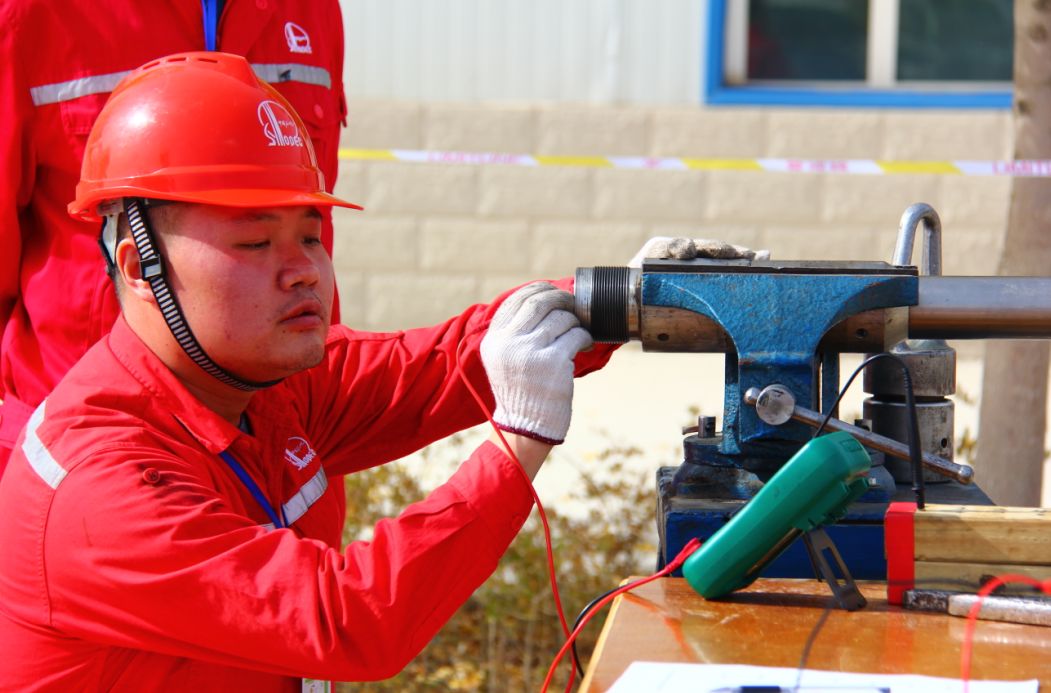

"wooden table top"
[580,578,1051,691]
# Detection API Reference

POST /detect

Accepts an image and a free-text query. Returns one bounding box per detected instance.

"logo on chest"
[285,21,313,54]
[285,436,317,470]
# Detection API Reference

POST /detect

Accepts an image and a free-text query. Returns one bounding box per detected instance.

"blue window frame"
[704,0,1012,109]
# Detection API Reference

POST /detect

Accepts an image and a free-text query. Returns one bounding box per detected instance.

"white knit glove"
[627,236,770,268]
[481,282,594,445]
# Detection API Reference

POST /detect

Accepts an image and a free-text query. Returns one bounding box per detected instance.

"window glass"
[747,0,869,81]
[897,0,1013,81]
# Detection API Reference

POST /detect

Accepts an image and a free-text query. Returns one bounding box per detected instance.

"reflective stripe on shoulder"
[30,70,131,106]
[251,63,332,89]
[283,467,328,526]
[21,401,67,489]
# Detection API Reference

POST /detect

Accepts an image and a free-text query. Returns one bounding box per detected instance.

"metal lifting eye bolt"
[745,384,973,484]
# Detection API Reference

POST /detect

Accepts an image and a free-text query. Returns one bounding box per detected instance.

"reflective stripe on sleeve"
[251,63,332,89]
[31,61,330,108]
[21,402,67,489]
[30,71,131,106]
[282,467,328,526]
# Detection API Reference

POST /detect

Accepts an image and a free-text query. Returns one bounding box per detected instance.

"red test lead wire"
[452,333,579,686]
[454,329,702,692]
[541,537,704,693]
[960,574,1051,693]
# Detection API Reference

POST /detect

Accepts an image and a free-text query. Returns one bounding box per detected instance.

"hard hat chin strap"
[124,198,282,392]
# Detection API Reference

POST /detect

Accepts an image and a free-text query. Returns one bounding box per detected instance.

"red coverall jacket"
[0,298,615,690]
[0,0,347,463]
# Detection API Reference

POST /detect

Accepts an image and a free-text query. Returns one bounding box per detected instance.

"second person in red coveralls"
[0,52,615,690]
[0,0,347,471]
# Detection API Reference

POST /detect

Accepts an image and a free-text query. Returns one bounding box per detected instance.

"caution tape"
[338,148,1051,176]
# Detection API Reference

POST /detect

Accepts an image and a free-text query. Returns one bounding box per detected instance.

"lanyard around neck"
[219,450,287,529]
[202,0,221,51]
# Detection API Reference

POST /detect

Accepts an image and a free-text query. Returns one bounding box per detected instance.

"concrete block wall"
[332,102,1012,333]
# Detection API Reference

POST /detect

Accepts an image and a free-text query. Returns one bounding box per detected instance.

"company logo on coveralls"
[285,437,316,470]
[258,100,304,148]
[284,22,312,53]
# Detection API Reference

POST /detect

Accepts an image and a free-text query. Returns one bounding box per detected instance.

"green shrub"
[338,433,657,692]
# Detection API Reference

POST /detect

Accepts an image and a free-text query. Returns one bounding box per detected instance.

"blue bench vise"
[572,205,1051,580]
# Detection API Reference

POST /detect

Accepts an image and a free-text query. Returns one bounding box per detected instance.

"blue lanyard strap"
[202,0,220,51]
[219,450,286,529]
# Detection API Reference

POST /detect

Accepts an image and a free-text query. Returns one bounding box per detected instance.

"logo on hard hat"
[285,437,317,470]
[258,100,304,148]
[284,22,312,54]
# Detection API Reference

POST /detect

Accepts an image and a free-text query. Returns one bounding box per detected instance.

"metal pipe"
[743,386,974,484]
[910,276,1051,339]
[574,268,1051,347]
[573,266,640,342]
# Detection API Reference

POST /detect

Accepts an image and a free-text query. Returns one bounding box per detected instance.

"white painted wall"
[341,0,705,104]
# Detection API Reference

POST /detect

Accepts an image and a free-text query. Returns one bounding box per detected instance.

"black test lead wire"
[814,352,926,509]
[796,351,927,688]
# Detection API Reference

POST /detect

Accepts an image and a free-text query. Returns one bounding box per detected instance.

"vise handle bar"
[744,385,974,485]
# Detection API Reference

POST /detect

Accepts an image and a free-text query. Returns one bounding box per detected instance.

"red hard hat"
[69,51,361,221]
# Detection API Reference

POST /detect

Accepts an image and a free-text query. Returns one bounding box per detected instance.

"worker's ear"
[114,238,156,304]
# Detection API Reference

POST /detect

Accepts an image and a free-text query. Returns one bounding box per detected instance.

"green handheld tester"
[682,431,872,599]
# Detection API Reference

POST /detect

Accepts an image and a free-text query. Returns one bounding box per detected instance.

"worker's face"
[154,203,334,381]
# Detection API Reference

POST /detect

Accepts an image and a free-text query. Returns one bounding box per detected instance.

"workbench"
[580,578,1051,691]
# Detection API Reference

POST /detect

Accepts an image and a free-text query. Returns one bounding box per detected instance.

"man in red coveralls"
[0,0,348,472]
[0,53,612,690]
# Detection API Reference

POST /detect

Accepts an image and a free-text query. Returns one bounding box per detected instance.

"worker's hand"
[627,237,770,268]
[481,282,594,445]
